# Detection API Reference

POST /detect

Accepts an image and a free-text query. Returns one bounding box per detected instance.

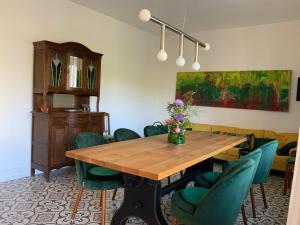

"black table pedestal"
[111,175,167,225]
[111,158,213,225]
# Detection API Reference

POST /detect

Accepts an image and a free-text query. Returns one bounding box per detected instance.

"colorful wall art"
[176,70,291,112]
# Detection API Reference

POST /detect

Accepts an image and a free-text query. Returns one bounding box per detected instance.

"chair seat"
[81,175,123,190]
[194,172,221,188]
[171,187,208,225]
[88,166,120,176]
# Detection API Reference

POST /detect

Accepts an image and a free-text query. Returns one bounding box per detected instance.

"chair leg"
[288,166,293,189]
[241,203,248,225]
[168,176,171,185]
[171,218,177,225]
[112,189,117,200]
[284,164,289,195]
[101,191,106,225]
[250,186,256,218]
[260,183,268,209]
[71,187,84,219]
[288,168,292,189]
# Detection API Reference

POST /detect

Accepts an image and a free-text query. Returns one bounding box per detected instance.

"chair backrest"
[144,121,168,137]
[74,132,107,148]
[192,159,256,225]
[144,125,168,137]
[224,148,262,178]
[114,128,141,141]
[73,132,108,183]
[253,140,279,184]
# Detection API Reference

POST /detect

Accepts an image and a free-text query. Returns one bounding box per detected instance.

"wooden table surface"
[66,131,245,181]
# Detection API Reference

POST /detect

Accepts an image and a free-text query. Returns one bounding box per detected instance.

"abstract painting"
[176,70,291,112]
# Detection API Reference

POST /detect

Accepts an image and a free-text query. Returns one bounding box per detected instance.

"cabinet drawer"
[51,116,67,126]
[90,115,103,134]
[68,115,89,124]
[90,115,101,125]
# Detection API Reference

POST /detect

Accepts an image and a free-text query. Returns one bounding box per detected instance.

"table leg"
[111,174,168,225]
[111,158,213,225]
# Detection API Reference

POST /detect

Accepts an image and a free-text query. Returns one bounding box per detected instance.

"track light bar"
[139,9,210,50]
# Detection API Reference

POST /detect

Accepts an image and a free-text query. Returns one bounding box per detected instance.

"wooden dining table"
[66,131,245,225]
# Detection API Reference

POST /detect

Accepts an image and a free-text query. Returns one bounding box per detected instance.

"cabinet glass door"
[84,57,98,94]
[87,61,96,90]
[49,51,65,89]
[68,56,83,89]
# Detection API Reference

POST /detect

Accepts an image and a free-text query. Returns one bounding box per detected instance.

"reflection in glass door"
[68,56,83,88]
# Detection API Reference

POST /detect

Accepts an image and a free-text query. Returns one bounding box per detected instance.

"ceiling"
[70,0,300,35]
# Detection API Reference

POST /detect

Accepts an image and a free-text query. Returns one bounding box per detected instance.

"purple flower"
[175,114,185,121]
[174,99,184,107]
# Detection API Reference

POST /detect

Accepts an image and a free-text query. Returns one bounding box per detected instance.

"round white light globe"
[192,61,201,71]
[176,56,186,67]
[157,49,168,61]
[204,43,210,51]
[139,9,151,22]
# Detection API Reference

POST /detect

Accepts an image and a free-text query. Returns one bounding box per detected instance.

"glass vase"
[168,131,185,145]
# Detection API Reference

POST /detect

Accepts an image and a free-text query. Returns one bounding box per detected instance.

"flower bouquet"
[165,91,194,144]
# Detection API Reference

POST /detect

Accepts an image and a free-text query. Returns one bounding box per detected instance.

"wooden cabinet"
[31,112,108,181]
[33,41,102,110]
[31,41,108,181]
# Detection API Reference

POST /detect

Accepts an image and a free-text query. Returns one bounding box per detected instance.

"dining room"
[0,0,300,225]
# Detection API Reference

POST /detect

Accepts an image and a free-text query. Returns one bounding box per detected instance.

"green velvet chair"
[250,140,278,215]
[195,148,262,225]
[144,123,168,137]
[171,159,256,225]
[144,125,165,137]
[195,140,278,220]
[195,148,262,189]
[71,132,123,224]
[114,128,141,141]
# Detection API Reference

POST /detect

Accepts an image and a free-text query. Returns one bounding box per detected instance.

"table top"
[66,131,245,181]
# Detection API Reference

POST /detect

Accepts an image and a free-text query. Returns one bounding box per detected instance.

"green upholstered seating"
[195,140,278,221]
[171,159,256,225]
[252,140,279,184]
[144,125,168,137]
[248,140,279,217]
[195,148,262,189]
[114,128,141,141]
[195,148,262,224]
[74,160,123,190]
[72,132,123,224]
[144,125,162,137]
[144,122,168,137]
[73,132,120,177]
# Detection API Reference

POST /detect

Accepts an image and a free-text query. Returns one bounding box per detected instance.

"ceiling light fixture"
[176,33,185,67]
[139,9,210,71]
[192,42,201,71]
[157,24,168,61]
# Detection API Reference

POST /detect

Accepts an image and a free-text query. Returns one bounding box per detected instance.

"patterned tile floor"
[0,166,290,225]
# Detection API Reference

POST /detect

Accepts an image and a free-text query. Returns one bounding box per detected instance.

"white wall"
[287,128,300,224]
[0,0,168,181]
[160,20,300,133]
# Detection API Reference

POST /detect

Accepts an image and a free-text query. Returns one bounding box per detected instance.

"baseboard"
[0,166,31,182]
